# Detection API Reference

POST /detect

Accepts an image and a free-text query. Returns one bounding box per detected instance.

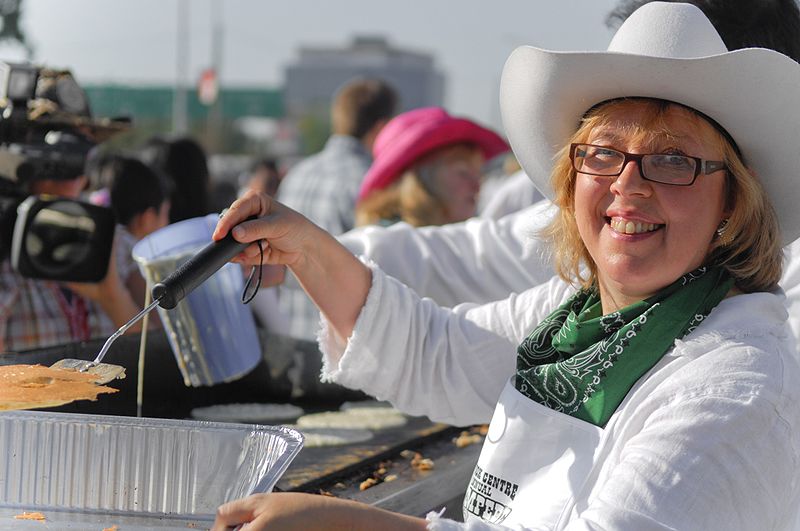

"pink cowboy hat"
[357,106,509,201]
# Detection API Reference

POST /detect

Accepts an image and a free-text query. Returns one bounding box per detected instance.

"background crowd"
[2,1,800,529]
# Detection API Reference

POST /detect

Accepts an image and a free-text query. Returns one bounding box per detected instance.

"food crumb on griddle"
[453,430,483,448]
[13,511,46,521]
[358,459,397,491]
[410,452,434,471]
[359,477,379,491]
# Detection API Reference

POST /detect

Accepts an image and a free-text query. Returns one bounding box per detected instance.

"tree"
[0,0,32,58]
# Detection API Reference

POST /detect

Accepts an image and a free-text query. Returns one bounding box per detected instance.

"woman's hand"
[65,233,126,303]
[211,492,335,531]
[213,190,322,271]
[65,235,140,330]
[213,191,373,339]
[212,492,428,531]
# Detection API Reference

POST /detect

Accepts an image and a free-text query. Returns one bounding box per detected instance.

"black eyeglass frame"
[569,143,728,186]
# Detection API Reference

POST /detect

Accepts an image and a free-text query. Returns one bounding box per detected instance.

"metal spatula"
[50,227,251,384]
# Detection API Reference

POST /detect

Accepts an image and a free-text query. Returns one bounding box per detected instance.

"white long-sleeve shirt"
[339,199,800,361]
[319,267,800,530]
[338,200,557,308]
[480,170,545,221]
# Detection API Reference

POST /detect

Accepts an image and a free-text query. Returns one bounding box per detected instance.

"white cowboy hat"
[500,1,800,245]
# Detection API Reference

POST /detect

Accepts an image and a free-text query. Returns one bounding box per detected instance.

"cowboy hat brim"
[500,45,800,245]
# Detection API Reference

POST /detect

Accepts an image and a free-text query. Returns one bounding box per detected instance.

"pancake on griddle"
[296,407,407,431]
[0,364,120,411]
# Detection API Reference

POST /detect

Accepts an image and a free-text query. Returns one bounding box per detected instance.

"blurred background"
[0,0,618,182]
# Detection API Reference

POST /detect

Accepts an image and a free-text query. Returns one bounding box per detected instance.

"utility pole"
[172,0,190,134]
[207,0,224,152]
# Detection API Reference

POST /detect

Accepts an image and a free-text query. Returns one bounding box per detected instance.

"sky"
[4,0,620,130]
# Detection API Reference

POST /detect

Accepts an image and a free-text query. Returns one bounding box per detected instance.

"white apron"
[462,377,603,529]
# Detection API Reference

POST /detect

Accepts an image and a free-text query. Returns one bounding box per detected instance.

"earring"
[716,218,731,245]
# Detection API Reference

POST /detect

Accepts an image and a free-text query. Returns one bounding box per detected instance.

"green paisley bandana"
[515,266,733,427]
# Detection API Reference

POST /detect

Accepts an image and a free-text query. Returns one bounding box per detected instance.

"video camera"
[0,62,130,282]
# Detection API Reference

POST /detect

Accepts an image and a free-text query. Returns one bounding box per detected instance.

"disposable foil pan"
[0,410,303,524]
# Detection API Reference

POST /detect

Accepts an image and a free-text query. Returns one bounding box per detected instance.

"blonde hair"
[356,144,481,227]
[542,98,782,293]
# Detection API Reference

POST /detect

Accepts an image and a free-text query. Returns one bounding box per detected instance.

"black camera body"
[0,61,128,282]
[11,195,115,282]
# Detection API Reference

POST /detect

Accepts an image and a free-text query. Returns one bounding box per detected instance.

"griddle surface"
[278,416,457,491]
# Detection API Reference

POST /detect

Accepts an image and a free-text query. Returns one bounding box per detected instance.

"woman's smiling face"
[573,100,730,312]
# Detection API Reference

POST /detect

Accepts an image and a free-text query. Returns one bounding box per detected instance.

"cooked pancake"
[190,403,304,423]
[296,408,407,431]
[339,400,393,411]
[0,364,119,411]
[296,427,374,448]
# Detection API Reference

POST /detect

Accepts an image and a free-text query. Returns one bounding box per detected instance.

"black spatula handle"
[152,219,253,309]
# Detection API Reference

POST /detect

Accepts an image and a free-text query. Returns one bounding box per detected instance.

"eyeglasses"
[569,143,727,186]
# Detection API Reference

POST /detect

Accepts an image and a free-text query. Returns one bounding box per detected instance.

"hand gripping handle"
[152,221,252,310]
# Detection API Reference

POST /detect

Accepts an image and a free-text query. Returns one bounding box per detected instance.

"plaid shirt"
[0,260,116,352]
[115,225,139,282]
[276,135,371,340]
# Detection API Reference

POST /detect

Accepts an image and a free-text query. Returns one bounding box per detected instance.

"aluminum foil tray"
[0,410,303,523]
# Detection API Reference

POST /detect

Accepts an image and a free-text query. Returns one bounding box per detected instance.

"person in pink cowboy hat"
[212,2,800,529]
[356,107,508,227]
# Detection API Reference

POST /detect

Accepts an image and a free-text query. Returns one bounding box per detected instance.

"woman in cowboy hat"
[356,106,508,227]
[211,2,800,529]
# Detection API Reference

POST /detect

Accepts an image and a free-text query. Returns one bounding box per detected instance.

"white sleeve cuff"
[426,509,524,530]
[426,508,465,530]
[317,257,383,387]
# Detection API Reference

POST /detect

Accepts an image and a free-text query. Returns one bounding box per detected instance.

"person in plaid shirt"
[275,78,397,340]
[0,167,142,353]
[0,72,143,353]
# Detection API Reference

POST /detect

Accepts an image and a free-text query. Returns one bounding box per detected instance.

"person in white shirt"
[211,3,800,530]
[342,191,800,353]
[337,0,800,346]
[479,169,543,220]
